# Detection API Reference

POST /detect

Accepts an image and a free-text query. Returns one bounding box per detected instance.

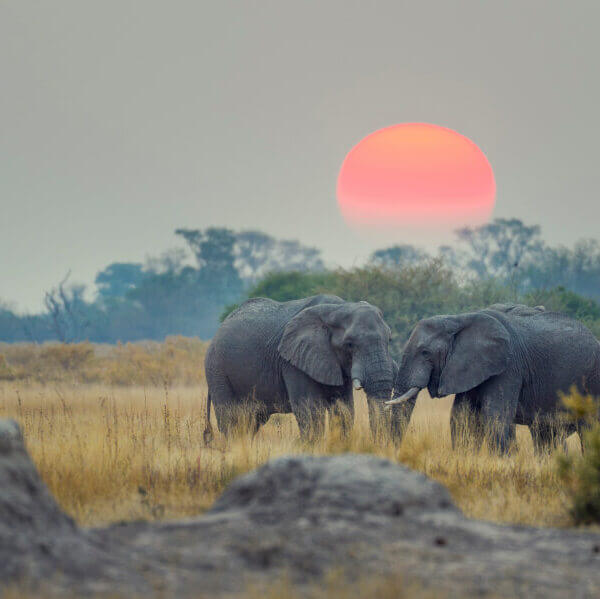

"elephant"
[203,294,395,441]
[387,303,600,453]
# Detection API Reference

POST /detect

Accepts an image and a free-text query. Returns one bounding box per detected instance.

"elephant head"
[388,312,510,405]
[278,301,394,401]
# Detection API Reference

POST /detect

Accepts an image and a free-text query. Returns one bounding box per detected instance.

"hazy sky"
[2,1,600,311]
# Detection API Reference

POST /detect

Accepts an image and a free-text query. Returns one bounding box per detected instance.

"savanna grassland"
[0,339,580,529]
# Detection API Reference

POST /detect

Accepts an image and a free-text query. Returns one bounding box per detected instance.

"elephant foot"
[203,423,214,445]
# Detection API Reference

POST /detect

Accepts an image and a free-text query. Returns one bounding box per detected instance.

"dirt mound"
[2,420,600,597]
[211,453,457,520]
[0,419,156,595]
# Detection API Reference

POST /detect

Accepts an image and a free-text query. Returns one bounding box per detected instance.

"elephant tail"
[203,392,214,445]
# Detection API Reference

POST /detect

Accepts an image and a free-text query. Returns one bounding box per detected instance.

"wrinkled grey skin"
[204,294,394,440]
[392,303,600,453]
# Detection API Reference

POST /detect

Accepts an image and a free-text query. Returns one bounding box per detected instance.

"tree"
[565,240,600,300]
[44,272,92,342]
[144,248,187,275]
[175,227,237,273]
[370,244,430,269]
[95,263,145,299]
[450,218,543,282]
[127,264,243,339]
[271,239,323,274]
[522,239,600,301]
[176,227,325,284]
[232,230,277,281]
[0,301,22,342]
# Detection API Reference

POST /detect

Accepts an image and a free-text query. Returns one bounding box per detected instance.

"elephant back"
[223,297,278,322]
[225,295,346,326]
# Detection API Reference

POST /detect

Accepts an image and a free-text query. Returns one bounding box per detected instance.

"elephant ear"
[438,313,510,396]
[278,305,343,386]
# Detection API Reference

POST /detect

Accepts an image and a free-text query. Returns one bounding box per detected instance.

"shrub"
[39,343,94,371]
[556,388,600,524]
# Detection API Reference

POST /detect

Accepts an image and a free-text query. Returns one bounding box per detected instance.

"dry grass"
[0,337,208,385]
[0,378,577,528]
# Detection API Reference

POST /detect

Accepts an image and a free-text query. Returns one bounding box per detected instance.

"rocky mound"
[0,419,158,595]
[2,420,600,597]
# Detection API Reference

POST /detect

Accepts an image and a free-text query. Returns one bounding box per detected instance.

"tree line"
[2,219,600,345]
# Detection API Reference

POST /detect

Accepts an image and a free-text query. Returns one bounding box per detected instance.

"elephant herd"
[204,294,600,453]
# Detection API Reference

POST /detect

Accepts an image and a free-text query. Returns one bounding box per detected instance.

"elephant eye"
[421,348,431,358]
[345,341,353,350]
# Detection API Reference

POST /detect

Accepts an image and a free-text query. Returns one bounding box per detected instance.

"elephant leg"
[213,402,239,437]
[209,375,239,437]
[369,395,416,445]
[214,403,262,437]
[283,366,328,441]
[450,392,484,450]
[367,396,383,440]
[531,418,567,455]
[216,400,270,438]
[293,399,326,441]
[478,373,521,454]
[211,377,268,438]
[389,393,417,443]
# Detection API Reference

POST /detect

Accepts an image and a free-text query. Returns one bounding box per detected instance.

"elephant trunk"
[393,357,432,400]
[364,379,393,401]
[352,347,394,402]
[363,366,394,402]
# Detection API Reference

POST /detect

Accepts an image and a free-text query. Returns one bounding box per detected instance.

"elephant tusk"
[385,386,420,406]
[352,378,363,390]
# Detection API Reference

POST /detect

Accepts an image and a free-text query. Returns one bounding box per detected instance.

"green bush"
[221,265,600,356]
[557,389,600,525]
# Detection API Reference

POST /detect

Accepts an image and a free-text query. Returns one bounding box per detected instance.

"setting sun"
[337,123,496,228]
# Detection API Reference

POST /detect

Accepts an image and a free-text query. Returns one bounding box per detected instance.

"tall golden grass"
[0,376,577,528]
[0,337,208,385]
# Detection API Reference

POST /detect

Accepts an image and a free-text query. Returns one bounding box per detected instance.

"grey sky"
[1,1,599,311]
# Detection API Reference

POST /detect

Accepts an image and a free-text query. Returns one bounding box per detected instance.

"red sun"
[336,123,496,228]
